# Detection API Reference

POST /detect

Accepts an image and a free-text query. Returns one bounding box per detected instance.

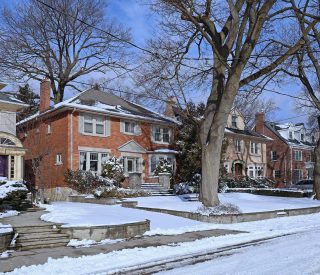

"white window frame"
[152,126,171,144]
[271,151,277,161]
[121,120,141,135]
[149,154,175,175]
[294,150,302,161]
[250,142,260,155]
[55,154,63,165]
[47,123,51,134]
[81,114,108,136]
[273,169,281,178]
[235,139,241,153]
[231,115,237,128]
[79,151,109,175]
[289,131,294,139]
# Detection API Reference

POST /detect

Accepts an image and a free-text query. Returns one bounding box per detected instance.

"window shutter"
[79,115,84,133]
[120,120,125,133]
[105,117,110,136]
[135,123,142,135]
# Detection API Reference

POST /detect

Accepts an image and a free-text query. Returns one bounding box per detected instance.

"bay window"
[150,154,175,174]
[79,151,109,174]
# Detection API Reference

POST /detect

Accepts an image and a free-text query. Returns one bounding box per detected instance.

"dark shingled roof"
[69,88,176,124]
[226,127,269,139]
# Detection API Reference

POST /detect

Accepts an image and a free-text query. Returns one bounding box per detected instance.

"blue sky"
[0,0,307,124]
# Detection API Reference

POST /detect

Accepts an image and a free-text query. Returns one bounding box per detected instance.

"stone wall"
[0,232,13,252]
[60,219,150,241]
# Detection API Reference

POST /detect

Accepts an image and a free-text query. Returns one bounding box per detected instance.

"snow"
[0,210,19,219]
[154,149,179,154]
[157,229,320,275]
[0,180,28,199]
[0,250,13,258]
[6,212,320,275]
[67,238,123,248]
[0,223,12,234]
[133,193,320,213]
[40,202,205,233]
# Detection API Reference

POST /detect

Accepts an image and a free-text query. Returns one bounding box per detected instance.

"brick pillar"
[255,112,265,134]
[40,78,51,113]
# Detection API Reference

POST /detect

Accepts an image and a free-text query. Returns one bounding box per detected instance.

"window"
[150,155,175,174]
[289,131,293,139]
[56,154,62,165]
[121,120,140,135]
[294,150,302,161]
[10,156,14,179]
[79,151,109,174]
[123,157,141,174]
[82,115,106,135]
[248,166,254,178]
[0,138,15,146]
[301,133,304,141]
[231,115,237,128]
[152,127,171,143]
[248,165,263,179]
[271,151,277,161]
[250,142,260,155]
[293,169,303,183]
[274,170,281,178]
[312,136,315,143]
[235,139,241,152]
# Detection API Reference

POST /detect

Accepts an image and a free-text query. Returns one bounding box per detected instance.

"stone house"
[254,113,315,186]
[17,79,178,197]
[223,109,271,179]
[0,84,28,180]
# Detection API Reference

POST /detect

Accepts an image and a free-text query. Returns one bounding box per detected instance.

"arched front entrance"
[234,163,243,177]
[0,132,26,180]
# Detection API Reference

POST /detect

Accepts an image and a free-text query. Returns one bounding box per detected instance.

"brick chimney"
[40,77,51,113]
[164,96,177,118]
[255,112,265,134]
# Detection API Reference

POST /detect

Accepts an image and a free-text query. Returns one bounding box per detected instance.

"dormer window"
[289,131,293,139]
[231,115,237,128]
[301,133,304,141]
[312,136,315,143]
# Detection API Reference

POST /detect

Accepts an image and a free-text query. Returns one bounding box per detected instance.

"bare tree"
[235,93,279,128]
[0,0,129,103]
[137,1,318,206]
[281,1,320,198]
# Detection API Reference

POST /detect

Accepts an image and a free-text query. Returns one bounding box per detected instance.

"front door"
[234,163,243,177]
[0,155,8,178]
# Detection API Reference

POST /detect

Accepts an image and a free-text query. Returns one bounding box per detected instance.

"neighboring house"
[17,79,178,196]
[0,84,28,180]
[223,109,271,179]
[254,113,315,186]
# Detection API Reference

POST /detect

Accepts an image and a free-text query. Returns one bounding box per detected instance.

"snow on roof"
[153,149,179,154]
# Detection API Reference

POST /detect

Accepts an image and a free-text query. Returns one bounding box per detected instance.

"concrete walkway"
[0,209,244,273]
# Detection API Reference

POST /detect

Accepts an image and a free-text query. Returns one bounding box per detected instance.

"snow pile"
[68,238,123,248]
[0,250,13,258]
[195,203,241,216]
[0,223,12,234]
[0,180,28,199]
[0,210,19,219]
[93,186,150,198]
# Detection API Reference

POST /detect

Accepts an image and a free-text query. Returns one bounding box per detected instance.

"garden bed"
[67,195,118,205]
[226,188,312,198]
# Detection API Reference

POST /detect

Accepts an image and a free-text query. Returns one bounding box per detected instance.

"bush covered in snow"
[93,186,150,198]
[173,174,201,195]
[195,203,241,216]
[101,157,125,187]
[64,170,112,194]
[0,180,30,211]
[154,159,173,175]
[218,176,273,192]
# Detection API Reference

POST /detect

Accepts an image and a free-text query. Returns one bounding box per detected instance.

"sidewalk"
[0,209,244,273]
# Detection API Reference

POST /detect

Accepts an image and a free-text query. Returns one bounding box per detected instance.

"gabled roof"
[18,88,178,126]
[118,140,147,153]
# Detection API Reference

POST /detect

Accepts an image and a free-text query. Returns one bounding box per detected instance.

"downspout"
[70,108,76,170]
[290,147,293,185]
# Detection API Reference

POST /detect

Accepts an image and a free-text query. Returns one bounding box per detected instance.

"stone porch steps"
[141,183,173,196]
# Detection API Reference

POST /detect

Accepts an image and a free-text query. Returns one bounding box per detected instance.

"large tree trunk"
[313,118,320,199]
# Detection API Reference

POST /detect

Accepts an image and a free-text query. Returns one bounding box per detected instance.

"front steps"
[141,183,173,196]
[11,224,70,251]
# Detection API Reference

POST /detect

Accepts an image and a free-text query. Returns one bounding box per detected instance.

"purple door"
[0,155,8,178]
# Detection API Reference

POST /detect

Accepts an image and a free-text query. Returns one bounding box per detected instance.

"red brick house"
[254,113,315,186]
[17,79,178,198]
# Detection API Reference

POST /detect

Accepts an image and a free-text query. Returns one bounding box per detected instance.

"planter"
[67,195,117,205]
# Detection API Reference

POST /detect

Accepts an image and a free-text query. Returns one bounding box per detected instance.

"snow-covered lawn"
[133,192,320,213]
[6,212,320,275]
[40,202,209,235]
